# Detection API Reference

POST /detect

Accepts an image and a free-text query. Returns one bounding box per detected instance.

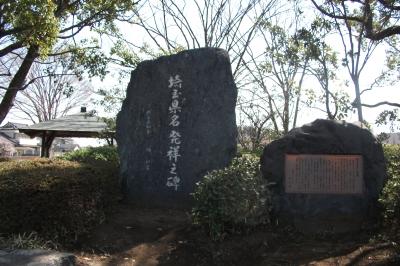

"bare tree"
[310,1,400,126]
[132,0,282,86]
[11,55,92,123]
[241,12,315,135]
[332,13,380,122]
[357,35,400,109]
[237,89,274,152]
[295,18,352,120]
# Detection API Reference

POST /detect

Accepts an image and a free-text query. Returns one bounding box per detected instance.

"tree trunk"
[41,131,56,158]
[292,60,308,128]
[353,77,364,122]
[283,89,290,134]
[0,46,39,124]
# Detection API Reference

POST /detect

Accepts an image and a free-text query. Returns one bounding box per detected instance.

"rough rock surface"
[117,48,237,208]
[0,249,75,266]
[260,119,387,233]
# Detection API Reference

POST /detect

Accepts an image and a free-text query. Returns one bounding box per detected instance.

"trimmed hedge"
[192,155,272,241]
[0,158,119,246]
[380,144,400,241]
[60,146,119,166]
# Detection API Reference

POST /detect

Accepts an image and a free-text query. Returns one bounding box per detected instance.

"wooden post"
[40,132,46,157]
[40,131,56,158]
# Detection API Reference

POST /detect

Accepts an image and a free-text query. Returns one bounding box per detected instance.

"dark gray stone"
[116,48,237,208]
[0,249,75,266]
[260,119,387,233]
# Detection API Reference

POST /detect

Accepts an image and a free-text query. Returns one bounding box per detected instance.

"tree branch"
[310,0,364,23]
[0,41,23,58]
[362,101,400,108]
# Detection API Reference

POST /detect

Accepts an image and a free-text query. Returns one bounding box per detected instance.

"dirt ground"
[72,204,400,266]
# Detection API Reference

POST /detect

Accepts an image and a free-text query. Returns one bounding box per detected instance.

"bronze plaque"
[285,154,363,194]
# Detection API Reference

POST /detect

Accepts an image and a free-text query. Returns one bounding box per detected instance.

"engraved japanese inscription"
[116,48,237,207]
[285,154,363,194]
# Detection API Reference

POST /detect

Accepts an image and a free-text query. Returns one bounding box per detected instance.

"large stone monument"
[260,119,387,233]
[117,48,237,208]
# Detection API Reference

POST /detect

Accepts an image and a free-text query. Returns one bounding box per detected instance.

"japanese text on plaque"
[166,75,183,191]
[285,154,363,194]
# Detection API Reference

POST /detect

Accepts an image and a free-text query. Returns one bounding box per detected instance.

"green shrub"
[380,144,400,241]
[60,145,119,165]
[192,155,272,241]
[0,157,11,162]
[237,145,264,158]
[0,159,119,247]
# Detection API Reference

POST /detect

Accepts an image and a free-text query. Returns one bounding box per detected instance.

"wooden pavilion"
[19,108,114,157]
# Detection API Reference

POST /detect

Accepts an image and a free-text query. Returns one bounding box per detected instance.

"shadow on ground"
[72,204,400,266]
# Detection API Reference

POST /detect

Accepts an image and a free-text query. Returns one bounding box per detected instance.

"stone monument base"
[261,119,387,234]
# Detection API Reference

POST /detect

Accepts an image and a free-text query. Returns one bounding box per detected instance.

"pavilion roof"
[19,112,113,138]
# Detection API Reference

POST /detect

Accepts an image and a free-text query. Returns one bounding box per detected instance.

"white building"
[0,122,80,157]
[0,122,41,156]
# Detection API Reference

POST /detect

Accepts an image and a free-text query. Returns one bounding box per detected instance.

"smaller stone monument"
[117,48,237,208]
[260,119,387,233]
